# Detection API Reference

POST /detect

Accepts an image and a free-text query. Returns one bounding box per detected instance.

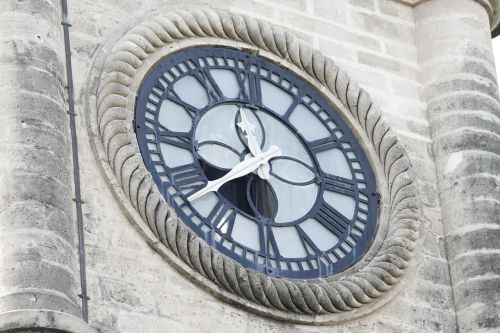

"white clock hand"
[237,107,271,179]
[188,145,281,202]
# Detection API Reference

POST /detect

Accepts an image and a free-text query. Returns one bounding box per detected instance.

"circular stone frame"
[86,6,421,324]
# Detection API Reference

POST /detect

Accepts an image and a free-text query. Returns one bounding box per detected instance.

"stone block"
[385,298,455,332]
[455,277,500,310]
[405,279,454,310]
[357,51,417,79]
[420,229,446,259]
[447,227,500,260]
[416,255,451,286]
[276,11,382,50]
[451,252,500,281]
[433,127,500,157]
[458,303,500,332]
[351,11,414,42]
[97,276,157,313]
[116,311,189,333]
[312,0,349,24]
[318,38,355,61]
[376,0,413,21]
[349,0,375,11]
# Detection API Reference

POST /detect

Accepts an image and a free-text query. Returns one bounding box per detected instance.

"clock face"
[135,47,378,279]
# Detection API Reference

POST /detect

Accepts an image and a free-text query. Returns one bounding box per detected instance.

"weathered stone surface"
[0,0,90,331]
[415,1,500,332]
[0,0,498,332]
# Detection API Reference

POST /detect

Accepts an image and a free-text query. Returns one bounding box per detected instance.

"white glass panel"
[257,111,312,167]
[270,177,318,223]
[316,148,352,179]
[323,191,355,220]
[173,75,209,109]
[158,99,192,132]
[210,69,240,99]
[261,80,293,115]
[160,143,194,168]
[231,214,260,251]
[190,193,219,217]
[195,104,245,153]
[197,143,240,170]
[270,158,315,184]
[272,226,307,258]
[289,104,330,141]
[301,218,340,251]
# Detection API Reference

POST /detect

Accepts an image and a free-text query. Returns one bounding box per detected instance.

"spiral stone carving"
[87,7,421,322]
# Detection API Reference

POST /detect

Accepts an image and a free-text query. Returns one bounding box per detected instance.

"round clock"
[135,47,378,279]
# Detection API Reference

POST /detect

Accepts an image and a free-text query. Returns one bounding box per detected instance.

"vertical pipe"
[61,0,89,323]
[415,0,500,331]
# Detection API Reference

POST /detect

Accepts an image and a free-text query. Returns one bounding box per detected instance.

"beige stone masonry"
[415,0,500,332]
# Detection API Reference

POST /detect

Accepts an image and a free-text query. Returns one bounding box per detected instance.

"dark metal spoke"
[323,173,357,197]
[309,137,339,153]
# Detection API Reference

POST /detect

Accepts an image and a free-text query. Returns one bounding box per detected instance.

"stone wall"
[3,0,491,332]
[416,0,500,331]
[0,0,82,324]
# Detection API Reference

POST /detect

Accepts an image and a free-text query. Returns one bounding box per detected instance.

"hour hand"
[188,145,281,202]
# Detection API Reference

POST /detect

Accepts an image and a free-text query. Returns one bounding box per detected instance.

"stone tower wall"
[0,0,497,332]
[0,0,88,331]
[416,1,500,331]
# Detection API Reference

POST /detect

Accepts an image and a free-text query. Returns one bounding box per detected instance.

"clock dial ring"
[135,46,378,279]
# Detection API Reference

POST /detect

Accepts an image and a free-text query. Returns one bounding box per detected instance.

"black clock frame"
[135,47,378,279]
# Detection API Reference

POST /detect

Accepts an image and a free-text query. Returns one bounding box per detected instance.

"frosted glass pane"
[289,104,330,141]
[158,99,192,132]
[160,143,194,168]
[190,193,218,217]
[301,218,339,251]
[270,158,315,184]
[323,191,355,220]
[197,143,240,170]
[195,104,245,153]
[270,177,318,223]
[210,69,240,99]
[272,226,307,258]
[316,148,352,179]
[231,214,260,251]
[173,75,209,109]
[261,80,293,115]
[257,111,312,167]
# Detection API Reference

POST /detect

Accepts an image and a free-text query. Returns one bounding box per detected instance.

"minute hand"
[238,108,270,179]
[188,145,281,202]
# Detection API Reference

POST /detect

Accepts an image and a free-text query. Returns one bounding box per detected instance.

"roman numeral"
[165,90,200,115]
[310,138,338,154]
[296,225,321,256]
[205,200,234,231]
[191,69,225,105]
[282,88,307,120]
[261,225,280,258]
[314,200,351,239]
[236,64,261,106]
[157,129,192,150]
[323,174,356,197]
[170,163,206,197]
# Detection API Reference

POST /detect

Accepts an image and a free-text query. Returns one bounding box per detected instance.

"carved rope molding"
[90,8,420,319]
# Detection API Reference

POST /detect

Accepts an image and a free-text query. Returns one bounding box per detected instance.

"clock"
[135,47,378,279]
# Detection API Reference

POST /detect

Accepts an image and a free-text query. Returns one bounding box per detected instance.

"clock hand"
[237,107,271,179]
[188,145,281,202]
